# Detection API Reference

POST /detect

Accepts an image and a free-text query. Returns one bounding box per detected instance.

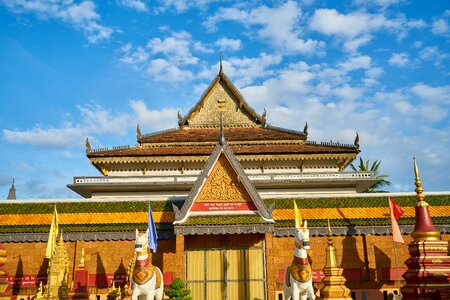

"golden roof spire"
[413,156,426,204]
[410,157,440,241]
[219,51,223,74]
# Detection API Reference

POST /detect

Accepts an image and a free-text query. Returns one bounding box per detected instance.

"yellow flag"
[294,201,302,228]
[45,206,59,258]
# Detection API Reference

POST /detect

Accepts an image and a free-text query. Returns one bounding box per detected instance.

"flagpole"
[393,240,402,298]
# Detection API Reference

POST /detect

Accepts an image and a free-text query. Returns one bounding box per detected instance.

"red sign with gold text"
[191,202,256,212]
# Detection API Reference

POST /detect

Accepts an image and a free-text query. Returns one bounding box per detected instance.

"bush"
[165,278,192,300]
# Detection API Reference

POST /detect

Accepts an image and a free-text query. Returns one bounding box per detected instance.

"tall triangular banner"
[389,197,404,243]
[148,204,158,253]
[45,206,59,258]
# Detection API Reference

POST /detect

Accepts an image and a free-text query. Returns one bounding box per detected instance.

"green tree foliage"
[165,278,192,300]
[350,157,392,193]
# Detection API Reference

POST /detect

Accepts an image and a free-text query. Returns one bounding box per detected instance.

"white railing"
[250,172,374,181]
[73,172,373,184]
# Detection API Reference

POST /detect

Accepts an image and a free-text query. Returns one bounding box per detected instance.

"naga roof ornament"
[85,137,91,154]
[354,132,360,150]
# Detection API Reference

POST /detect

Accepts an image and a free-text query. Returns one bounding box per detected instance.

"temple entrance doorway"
[185,234,266,300]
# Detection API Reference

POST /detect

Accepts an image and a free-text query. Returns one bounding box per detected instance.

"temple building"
[0,67,449,300]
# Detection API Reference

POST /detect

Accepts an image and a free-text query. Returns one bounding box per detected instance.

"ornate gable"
[173,140,274,225]
[179,72,264,128]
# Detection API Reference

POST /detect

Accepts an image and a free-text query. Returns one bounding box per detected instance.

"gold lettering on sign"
[196,155,252,203]
[432,259,443,264]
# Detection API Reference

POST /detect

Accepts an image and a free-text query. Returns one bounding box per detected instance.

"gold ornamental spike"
[413,157,426,204]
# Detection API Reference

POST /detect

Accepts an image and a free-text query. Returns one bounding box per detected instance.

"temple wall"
[2,233,448,299]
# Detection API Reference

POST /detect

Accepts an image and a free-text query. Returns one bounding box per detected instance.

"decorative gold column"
[319,221,351,300]
[36,232,70,300]
[0,243,11,300]
[401,158,450,299]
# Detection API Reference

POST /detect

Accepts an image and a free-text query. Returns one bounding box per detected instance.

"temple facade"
[1,68,449,300]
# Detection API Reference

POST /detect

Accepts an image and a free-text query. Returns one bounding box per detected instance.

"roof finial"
[219,51,223,74]
[7,177,16,200]
[303,122,308,138]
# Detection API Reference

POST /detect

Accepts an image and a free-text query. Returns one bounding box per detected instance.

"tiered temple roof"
[84,68,359,177]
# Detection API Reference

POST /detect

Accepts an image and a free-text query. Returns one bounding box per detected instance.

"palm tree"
[349,157,391,193]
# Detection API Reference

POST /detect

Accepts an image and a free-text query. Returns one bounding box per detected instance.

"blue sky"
[0,0,449,199]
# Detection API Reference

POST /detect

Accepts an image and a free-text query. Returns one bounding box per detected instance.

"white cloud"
[309,9,425,51]
[411,83,450,103]
[193,41,214,54]
[77,104,131,135]
[147,58,194,81]
[215,38,242,52]
[354,0,403,8]
[205,1,324,55]
[117,0,148,12]
[130,101,178,130]
[388,52,409,67]
[198,53,282,87]
[3,125,84,148]
[418,46,448,66]
[119,30,207,81]
[119,43,149,65]
[339,55,372,71]
[155,0,218,13]
[238,61,449,192]
[334,84,363,101]
[2,101,179,148]
[147,31,199,65]
[432,18,449,36]
[1,0,114,43]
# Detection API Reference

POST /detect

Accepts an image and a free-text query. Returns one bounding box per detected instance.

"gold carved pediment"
[196,154,252,204]
[188,81,256,127]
